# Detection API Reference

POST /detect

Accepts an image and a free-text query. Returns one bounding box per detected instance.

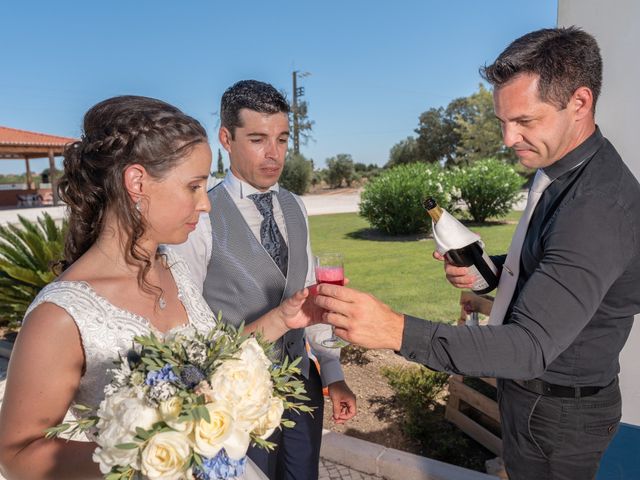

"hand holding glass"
[315,253,348,348]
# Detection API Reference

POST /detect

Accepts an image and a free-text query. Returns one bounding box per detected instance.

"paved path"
[319,457,383,479]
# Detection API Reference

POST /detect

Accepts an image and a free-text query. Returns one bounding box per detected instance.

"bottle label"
[469,265,490,291]
[469,252,498,291]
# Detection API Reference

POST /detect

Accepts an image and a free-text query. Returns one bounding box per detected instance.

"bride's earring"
[135,199,142,213]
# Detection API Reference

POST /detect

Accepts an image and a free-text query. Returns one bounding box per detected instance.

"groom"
[175,79,356,480]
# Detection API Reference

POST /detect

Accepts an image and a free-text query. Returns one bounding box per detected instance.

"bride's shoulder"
[20,285,85,352]
[25,280,102,330]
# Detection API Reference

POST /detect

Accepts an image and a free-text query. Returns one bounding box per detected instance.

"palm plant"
[0,213,66,329]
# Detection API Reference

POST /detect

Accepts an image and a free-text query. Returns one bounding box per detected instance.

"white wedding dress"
[26,247,266,480]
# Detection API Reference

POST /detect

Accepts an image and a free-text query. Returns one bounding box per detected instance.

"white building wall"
[558,0,640,426]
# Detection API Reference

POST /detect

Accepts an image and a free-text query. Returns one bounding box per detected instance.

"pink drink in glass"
[315,266,345,286]
[315,253,348,348]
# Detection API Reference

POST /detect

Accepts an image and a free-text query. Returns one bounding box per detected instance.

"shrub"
[0,213,66,329]
[279,152,312,195]
[326,154,355,188]
[383,366,492,471]
[455,158,524,222]
[359,163,459,235]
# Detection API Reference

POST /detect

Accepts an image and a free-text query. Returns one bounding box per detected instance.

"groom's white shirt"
[173,170,345,386]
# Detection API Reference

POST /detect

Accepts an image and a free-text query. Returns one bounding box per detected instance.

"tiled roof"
[0,126,77,147]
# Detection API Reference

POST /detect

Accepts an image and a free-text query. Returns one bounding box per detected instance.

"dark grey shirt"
[400,128,640,386]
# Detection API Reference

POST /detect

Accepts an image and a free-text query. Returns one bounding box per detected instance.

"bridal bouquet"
[47,321,311,480]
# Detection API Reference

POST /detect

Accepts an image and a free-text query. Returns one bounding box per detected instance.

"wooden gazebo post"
[47,148,59,205]
[24,157,33,190]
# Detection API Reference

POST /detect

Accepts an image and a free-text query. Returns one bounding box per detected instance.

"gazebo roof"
[0,126,76,148]
[0,126,77,159]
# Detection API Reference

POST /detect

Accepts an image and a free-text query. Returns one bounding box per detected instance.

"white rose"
[93,444,139,475]
[140,431,191,480]
[93,387,160,472]
[238,338,271,369]
[253,396,285,439]
[209,359,272,427]
[97,387,159,437]
[159,397,193,434]
[192,402,251,460]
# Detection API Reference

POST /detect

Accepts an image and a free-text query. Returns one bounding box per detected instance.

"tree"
[292,100,314,148]
[412,95,475,166]
[454,84,514,164]
[40,167,61,176]
[387,136,421,167]
[279,151,312,195]
[40,166,62,184]
[414,107,455,164]
[326,154,355,188]
[216,149,224,176]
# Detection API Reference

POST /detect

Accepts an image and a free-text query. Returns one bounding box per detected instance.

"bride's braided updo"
[57,96,207,281]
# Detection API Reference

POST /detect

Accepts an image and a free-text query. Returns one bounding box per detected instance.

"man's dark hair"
[481,27,602,111]
[220,80,290,137]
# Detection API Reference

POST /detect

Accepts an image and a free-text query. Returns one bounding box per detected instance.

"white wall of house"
[558,0,640,426]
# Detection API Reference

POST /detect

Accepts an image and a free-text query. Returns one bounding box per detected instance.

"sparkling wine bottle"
[423,197,499,294]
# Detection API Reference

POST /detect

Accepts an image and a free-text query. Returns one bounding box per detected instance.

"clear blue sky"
[0,0,557,175]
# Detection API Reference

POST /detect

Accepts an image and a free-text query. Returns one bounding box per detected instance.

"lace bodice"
[24,247,216,414]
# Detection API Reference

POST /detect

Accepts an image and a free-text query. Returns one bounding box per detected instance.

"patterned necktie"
[488,169,554,325]
[248,192,289,277]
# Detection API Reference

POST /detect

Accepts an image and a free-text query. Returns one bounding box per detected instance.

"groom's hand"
[327,380,357,424]
[314,284,405,350]
[279,288,324,331]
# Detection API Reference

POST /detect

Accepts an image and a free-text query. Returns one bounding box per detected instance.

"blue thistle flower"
[180,364,206,388]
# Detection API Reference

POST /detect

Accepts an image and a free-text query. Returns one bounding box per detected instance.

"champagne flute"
[315,253,349,348]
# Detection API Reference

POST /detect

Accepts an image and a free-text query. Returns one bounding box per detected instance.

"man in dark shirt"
[314,27,640,480]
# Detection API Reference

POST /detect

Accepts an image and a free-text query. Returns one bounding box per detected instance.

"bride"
[0,96,312,480]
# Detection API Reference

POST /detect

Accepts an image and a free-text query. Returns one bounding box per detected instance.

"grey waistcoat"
[203,184,310,378]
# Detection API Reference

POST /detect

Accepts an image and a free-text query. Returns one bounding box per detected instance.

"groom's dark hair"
[220,80,290,138]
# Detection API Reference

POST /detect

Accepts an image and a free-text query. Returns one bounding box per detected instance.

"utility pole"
[291,70,310,154]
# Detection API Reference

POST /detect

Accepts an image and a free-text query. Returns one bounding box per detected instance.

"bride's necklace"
[94,241,169,310]
[158,295,167,310]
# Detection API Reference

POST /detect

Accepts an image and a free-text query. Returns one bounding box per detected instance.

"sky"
[0,0,558,176]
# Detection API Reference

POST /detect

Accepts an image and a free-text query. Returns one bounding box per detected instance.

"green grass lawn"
[309,212,519,323]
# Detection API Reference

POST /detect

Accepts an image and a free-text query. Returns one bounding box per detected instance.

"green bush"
[455,158,523,222]
[279,152,312,195]
[383,366,492,471]
[0,213,66,328]
[359,163,459,235]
